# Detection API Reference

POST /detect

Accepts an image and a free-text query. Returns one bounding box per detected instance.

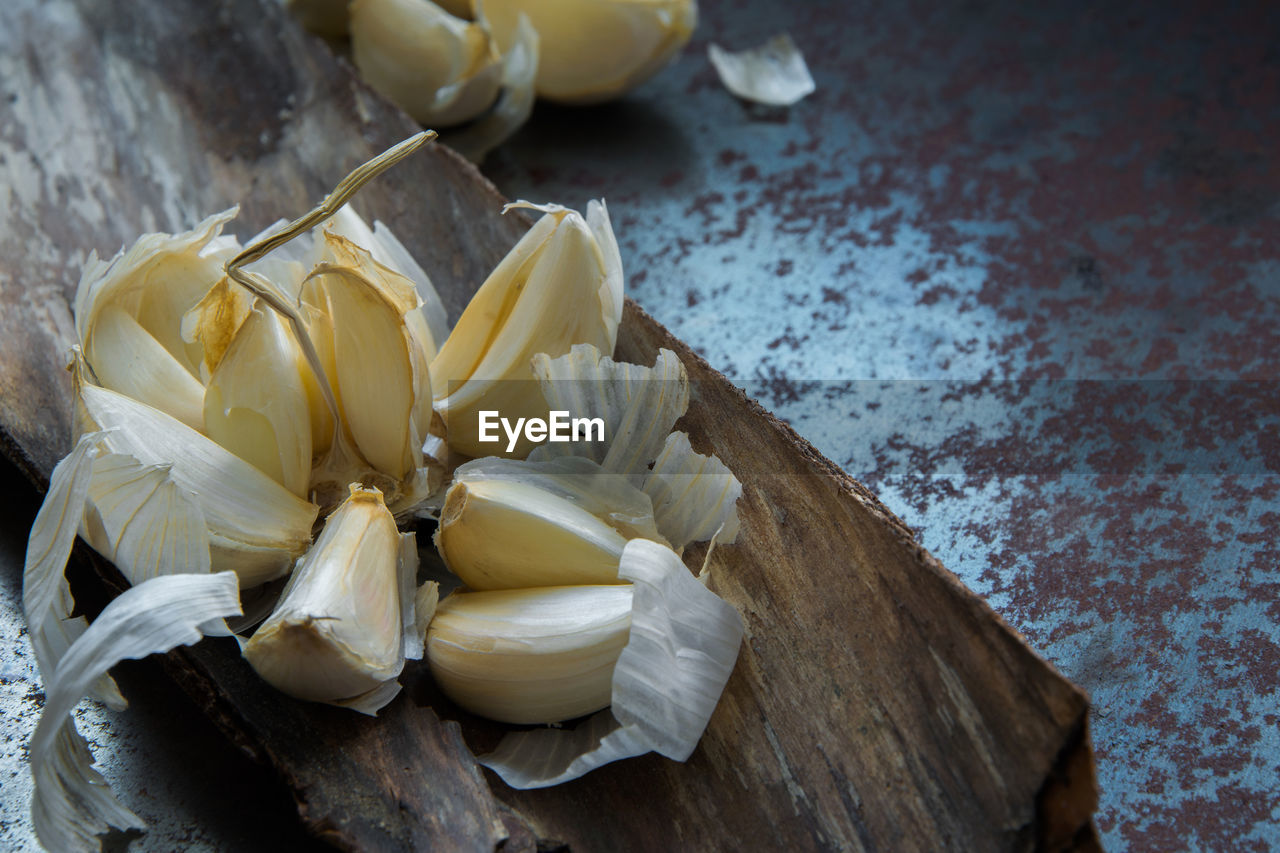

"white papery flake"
[708,34,816,107]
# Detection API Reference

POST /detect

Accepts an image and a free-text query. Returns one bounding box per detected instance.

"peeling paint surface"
[484,0,1280,847]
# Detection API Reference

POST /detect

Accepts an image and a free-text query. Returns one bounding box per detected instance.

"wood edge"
[1035,715,1102,853]
[626,295,1096,710]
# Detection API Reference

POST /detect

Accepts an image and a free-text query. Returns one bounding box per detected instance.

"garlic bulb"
[427,584,633,724]
[244,485,422,713]
[430,201,623,458]
[481,0,697,104]
[351,0,504,127]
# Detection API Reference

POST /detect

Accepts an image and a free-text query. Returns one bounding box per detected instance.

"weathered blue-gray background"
[3,0,1276,849]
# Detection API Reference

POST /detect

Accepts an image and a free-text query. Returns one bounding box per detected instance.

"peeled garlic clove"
[203,303,314,497]
[482,0,696,104]
[435,455,663,589]
[74,354,318,587]
[244,485,409,711]
[351,0,503,127]
[430,201,623,458]
[427,584,633,724]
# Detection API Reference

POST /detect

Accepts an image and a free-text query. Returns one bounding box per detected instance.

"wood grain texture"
[0,0,1098,849]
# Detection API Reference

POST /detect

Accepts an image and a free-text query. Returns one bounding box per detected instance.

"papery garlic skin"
[430,201,623,458]
[244,485,408,707]
[75,208,240,429]
[427,584,632,724]
[351,0,503,127]
[481,0,696,104]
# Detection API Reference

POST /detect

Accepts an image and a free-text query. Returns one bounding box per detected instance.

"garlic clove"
[430,201,623,458]
[73,353,318,587]
[76,208,240,384]
[426,584,633,724]
[350,0,503,126]
[436,477,629,589]
[203,303,314,497]
[481,0,697,104]
[244,485,409,709]
[87,304,207,430]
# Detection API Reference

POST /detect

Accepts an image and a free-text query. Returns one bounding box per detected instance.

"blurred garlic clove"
[351,0,503,127]
[75,208,241,427]
[430,200,623,458]
[427,584,633,724]
[482,0,697,104]
[244,485,412,712]
[203,303,314,497]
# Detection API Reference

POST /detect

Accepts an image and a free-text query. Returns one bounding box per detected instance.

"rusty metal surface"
[480,1,1278,848]
[1,0,1274,849]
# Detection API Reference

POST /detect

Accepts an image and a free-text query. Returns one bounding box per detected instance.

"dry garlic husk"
[482,0,696,104]
[530,343,688,481]
[435,455,665,589]
[530,343,741,549]
[244,485,427,714]
[351,0,504,127]
[28,572,242,853]
[477,539,743,786]
[428,584,633,724]
[74,208,239,430]
[430,200,623,458]
[708,33,815,107]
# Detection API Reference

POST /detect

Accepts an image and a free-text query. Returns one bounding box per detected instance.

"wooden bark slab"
[0,0,1099,850]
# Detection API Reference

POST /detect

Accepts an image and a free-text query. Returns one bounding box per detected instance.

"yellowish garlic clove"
[300,233,438,507]
[75,209,241,427]
[203,303,314,497]
[481,0,697,104]
[244,485,408,707]
[436,477,629,589]
[71,352,318,588]
[350,0,503,127]
[426,584,632,724]
[430,201,623,458]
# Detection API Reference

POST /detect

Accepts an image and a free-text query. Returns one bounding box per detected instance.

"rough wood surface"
[0,0,1098,850]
